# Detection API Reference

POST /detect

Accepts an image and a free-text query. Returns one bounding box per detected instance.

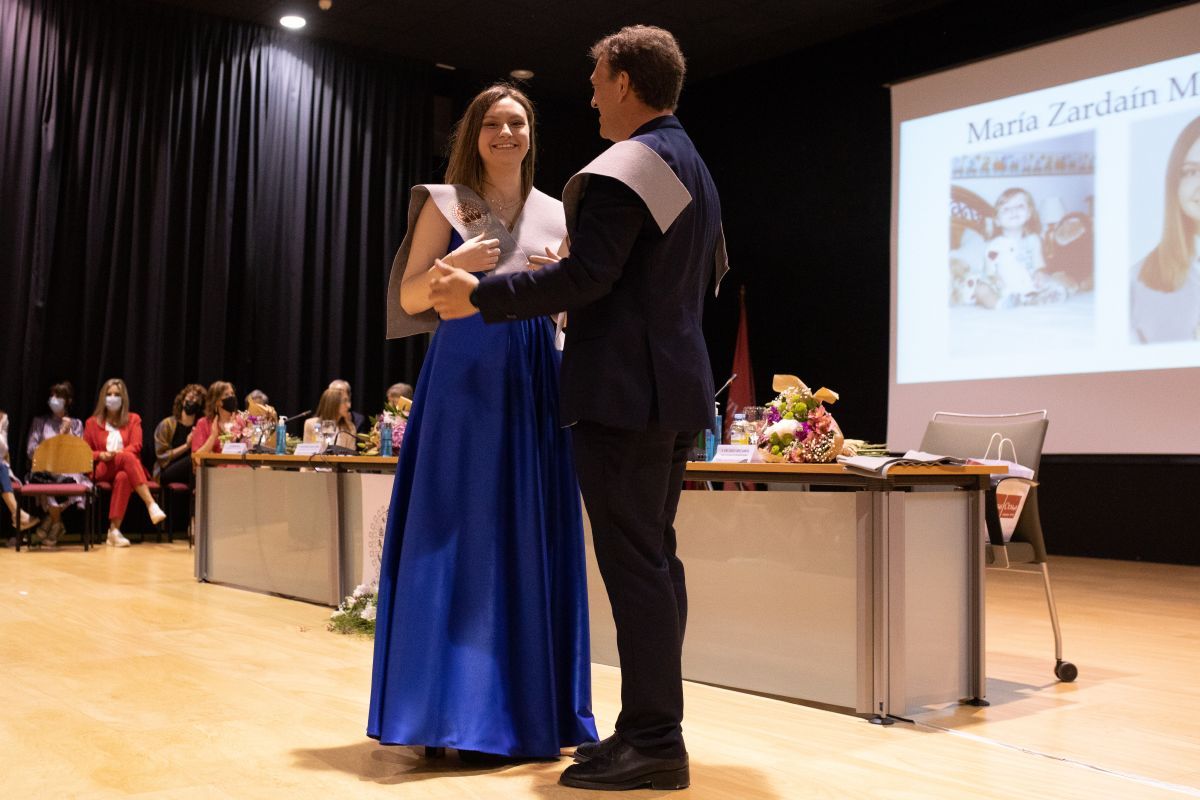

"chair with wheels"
[920,410,1077,683]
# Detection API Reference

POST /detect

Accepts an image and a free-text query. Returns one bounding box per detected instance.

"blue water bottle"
[275,416,288,454]
[705,402,721,461]
[380,421,393,456]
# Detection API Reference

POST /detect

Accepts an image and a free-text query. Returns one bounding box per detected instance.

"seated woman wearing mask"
[83,378,167,547]
[154,384,206,485]
[191,381,238,459]
[25,381,89,547]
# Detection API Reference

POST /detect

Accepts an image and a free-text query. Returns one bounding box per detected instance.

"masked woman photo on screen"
[1131,114,1200,344]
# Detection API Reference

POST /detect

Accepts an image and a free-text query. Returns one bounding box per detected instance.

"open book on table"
[836,449,968,476]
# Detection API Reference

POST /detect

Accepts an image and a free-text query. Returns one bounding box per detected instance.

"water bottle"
[705,402,721,461]
[730,413,750,445]
[275,416,288,454]
[380,420,393,456]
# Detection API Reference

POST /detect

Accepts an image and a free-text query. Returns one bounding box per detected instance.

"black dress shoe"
[559,741,689,791]
[573,733,619,762]
[422,746,446,759]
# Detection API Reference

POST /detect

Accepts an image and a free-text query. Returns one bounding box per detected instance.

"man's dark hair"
[590,25,686,111]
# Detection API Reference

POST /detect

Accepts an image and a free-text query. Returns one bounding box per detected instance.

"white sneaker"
[107,528,131,547]
[19,510,40,531]
[148,502,167,526]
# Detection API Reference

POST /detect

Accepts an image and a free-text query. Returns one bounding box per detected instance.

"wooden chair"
[16,435,96,551]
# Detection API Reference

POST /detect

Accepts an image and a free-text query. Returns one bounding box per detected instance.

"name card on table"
[222,442,248,455]
[712,444,756,463]
[293,442,323,456]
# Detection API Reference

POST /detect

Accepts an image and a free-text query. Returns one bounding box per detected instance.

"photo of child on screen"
[1130,114,1200,344]
[976,187,1042,308]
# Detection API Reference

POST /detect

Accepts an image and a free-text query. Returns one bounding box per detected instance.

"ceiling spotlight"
[435,63,457,71]
[280,15,306,29]
[318,0,332,9]
[509,69,534,80]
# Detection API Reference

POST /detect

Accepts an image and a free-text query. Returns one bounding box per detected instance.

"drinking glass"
[742,406,767,445]
[319,419,337,449]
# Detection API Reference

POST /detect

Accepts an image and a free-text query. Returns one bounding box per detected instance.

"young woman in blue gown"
[367,84,598,760]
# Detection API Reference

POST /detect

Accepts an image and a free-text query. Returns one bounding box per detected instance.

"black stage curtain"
[0,0,432,473]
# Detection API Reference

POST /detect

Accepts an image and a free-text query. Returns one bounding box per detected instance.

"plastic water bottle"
[275,417,288,454]
[380,421,393,456]
[730,413,750,445]
[705,402,721,461]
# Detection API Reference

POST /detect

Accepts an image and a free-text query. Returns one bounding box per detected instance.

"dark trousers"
[159,455,192,486]
[570,421,695,757]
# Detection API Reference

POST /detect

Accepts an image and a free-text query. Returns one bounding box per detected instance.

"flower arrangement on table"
[219,411,271,445]
[328,583,378,636]
[357,400,410,456]
[757,375,846,463]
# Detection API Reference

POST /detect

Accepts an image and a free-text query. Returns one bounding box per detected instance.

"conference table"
[195,452,1000,720]
[194,453,396,608]
[584,461,1002,719]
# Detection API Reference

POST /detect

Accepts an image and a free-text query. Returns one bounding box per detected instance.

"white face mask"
[105,395,123,412]
[48,397,66,413]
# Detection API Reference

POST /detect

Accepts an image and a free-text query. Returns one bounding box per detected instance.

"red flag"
[724,286,757,491]
[725,285,756,438]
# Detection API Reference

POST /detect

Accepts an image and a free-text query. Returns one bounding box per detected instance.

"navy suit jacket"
[473,115,722,432]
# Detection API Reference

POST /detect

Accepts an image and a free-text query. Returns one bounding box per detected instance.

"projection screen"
[889,2,1200,453]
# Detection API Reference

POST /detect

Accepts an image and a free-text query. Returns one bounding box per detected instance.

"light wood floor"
[1,544,1197,799]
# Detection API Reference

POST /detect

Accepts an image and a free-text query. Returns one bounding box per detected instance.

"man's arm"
[430,177,647,321]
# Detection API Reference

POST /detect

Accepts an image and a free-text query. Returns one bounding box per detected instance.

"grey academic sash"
[385,184,566,339]
[561,139,729,295]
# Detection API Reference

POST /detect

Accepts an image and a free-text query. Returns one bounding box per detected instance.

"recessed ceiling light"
[435,63,456,71]
[510,69,534,80]
[280,15,306,29]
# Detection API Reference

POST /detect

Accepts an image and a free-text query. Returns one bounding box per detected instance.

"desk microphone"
[252,410,311,453]
[280,410,312,426]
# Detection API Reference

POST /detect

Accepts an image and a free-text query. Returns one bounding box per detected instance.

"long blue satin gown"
[368,237,598,757]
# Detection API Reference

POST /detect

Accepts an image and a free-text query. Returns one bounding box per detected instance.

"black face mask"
[184,402,202,416]
[221,396,238,413]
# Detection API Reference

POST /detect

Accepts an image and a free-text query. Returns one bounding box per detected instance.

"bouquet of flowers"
[219,411,272,446]
[757,375,845,463]
[328,583,378,636]
[357,401,409,455]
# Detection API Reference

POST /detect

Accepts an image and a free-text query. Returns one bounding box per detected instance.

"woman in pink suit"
[83,378,166,547]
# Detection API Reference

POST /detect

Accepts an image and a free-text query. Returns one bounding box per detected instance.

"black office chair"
[920,410,1077,683]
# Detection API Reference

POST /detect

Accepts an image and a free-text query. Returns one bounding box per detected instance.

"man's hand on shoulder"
[429,259,481,319]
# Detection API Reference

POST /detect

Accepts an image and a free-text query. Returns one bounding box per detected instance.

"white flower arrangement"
[328,583,378,636]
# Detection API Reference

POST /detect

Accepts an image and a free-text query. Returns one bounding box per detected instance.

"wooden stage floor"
[1,544,1197,798]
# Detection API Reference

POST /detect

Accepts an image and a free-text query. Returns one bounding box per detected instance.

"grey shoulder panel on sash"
[561,140,729,298]
[386,185,439,340]
[562,140,690,235]
[386,184,567,340]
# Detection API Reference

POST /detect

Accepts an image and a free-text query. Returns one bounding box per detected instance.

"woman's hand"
[527,245,560,271]
[446,232,501,272]
[186,430,194,446]
[96,451,113,462]
[59,418,72,435]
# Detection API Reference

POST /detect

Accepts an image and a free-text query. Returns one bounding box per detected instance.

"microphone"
[280,410,312,426]
[252,410,311,454]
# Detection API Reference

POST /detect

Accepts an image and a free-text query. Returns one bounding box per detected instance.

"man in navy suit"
[431,25,724,791]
